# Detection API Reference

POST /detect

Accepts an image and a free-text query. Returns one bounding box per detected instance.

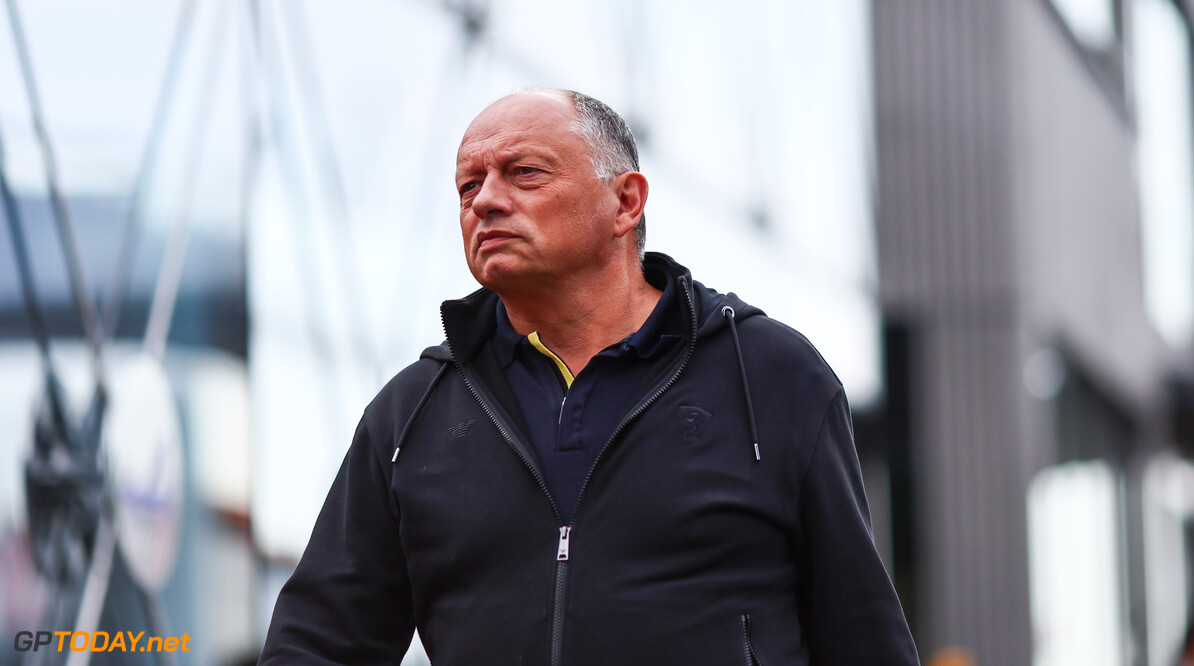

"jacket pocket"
[741,613,762,666]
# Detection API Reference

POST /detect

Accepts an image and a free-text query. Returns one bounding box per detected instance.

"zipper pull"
[557,526,571,561]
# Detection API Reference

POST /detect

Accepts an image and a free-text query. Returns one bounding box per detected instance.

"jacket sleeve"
[796,388,919,665]
[259,417,415,665]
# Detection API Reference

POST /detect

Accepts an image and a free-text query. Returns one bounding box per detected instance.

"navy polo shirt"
[492,270,683,524]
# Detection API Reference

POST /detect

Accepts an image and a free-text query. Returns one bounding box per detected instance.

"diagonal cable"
[0,124,53,369]
[143,0,232,361]
[243,0,342,458]
[3,0,107,389]
[100,0,201,339]
[277,0,382,373]
[62,516,115,666]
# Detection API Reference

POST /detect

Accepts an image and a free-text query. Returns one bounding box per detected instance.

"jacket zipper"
[741,613,761,666]
[444,315,571,666]
[441,275,698,666]
[449,357,563,522]
[551,526,571,666]
[548,277,697,665]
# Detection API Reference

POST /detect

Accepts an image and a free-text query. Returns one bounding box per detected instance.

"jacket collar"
[441,252,700,365]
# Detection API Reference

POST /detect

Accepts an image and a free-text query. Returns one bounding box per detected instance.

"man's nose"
[471,175,512,218]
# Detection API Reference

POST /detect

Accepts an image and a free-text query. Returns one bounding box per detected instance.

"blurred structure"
[873,1,1194,665]
[0,1,1190,665]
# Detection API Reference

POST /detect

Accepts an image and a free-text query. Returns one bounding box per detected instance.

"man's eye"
[459,182,479,195]
[514,166,538,176]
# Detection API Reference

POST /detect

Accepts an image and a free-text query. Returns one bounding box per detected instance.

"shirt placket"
[556,374,588,452]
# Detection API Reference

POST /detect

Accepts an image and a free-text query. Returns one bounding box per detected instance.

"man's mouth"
[477,231,518,252]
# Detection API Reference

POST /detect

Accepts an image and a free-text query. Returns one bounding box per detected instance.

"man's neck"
[500,261,662,377]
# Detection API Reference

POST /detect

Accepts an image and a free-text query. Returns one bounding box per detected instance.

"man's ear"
[612,172,648,239]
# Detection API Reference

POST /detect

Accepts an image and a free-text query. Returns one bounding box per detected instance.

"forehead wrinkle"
[456,133,567,176]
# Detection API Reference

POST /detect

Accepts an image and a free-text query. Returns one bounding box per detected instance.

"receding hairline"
[458,90,581,148]
[496,87,580,112]
[469,89,581,125]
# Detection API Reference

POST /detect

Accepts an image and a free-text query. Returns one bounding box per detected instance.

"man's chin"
[470,260,546,295]
[471,258,525,288]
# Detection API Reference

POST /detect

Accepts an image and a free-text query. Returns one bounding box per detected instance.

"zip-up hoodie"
[260,253,918,666]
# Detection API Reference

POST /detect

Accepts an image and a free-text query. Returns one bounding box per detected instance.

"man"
[260,89,917,665]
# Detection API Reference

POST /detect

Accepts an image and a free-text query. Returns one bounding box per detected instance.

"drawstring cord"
[722,306,761,461]
[393,363,449,462]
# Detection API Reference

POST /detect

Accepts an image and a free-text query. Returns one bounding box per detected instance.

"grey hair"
[520,88,646,256]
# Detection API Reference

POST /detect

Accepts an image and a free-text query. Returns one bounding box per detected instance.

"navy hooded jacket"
[259,253,918,665]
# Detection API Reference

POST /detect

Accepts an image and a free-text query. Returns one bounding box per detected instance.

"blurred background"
[0,0,1191,664]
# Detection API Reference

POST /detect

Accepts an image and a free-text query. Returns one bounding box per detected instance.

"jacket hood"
[427,252,764,364]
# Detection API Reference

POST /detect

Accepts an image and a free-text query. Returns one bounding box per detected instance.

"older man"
[260,89,917,665]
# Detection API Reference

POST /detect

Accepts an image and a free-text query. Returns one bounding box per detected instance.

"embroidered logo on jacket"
[679,406,712,441]
[447,419,477,438]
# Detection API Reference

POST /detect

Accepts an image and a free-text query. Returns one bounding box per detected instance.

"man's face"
[455,93,619,293]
